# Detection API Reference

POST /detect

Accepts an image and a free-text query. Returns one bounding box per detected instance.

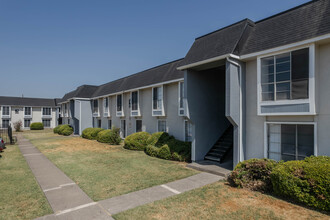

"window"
[64,103,68,115]
[267,123,315,161]
[93,99,99,116]
[153,86,163,110]
[136,120,142,132]
[2,106,10,116]
[43,107,51,115]
[108,120,112,129]
[179,82,184,115]
[103,98,109,116]
[68,119,70,125]
[2,119,9,128]
[120,120,126,138]
[98,119,101,128]
[42,119,51,128]
[15,109,19,114]
[131,91,138,111]
[117,94,122,112]
[157,120,167,132]
[24,107,32,116]
[24,119,31,128]
[261,48,309,101]
[184,120,192,142]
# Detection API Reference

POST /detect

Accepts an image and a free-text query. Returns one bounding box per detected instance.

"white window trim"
[92,99,100,117]
[116,94,124,117]
[42,107,52,118]
[157,119,167,132]
[264,121,317,159]
[178,81,185,116]
[152,85,165,117]
[130,90,140,117]
[257,44,316,116]
[1,106,11,118]
[24,106,32,118]
[103,97,110,117]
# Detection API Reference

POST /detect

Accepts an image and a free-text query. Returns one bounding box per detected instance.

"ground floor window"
[120,120,126,138]
[136,120,142,132]
[108,120,112,129]
[42,119,51,128]
[184,120,192,142]
[98,119,101,128]
[24,119,31,128]
[68,119,70,125]
[2,119,9,128]
[267,123,315,161]
[157,120,167,132]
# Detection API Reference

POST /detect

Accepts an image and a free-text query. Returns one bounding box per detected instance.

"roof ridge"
[195,18,254,40]
[231,20,255,54]
[0,95,56,100]
[256,0,320,24]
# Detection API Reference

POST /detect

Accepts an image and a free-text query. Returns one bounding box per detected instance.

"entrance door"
[120,120,126,138]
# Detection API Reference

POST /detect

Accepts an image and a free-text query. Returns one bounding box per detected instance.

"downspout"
[226,55,244,162]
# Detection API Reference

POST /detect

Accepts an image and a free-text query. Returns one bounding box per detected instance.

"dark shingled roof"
[0,96,58,107]
[91,59,184,98]
[179,19,253,67]
[60,85,98,103]
[240,0,330,55]
[180,0,330,67]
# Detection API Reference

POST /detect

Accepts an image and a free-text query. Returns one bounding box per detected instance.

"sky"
[0,0,311,98]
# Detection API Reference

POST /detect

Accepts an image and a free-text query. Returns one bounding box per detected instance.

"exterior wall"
[93,82,187,140]
[0,105,57,128]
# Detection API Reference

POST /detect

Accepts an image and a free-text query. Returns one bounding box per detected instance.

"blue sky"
[0,0,310,98]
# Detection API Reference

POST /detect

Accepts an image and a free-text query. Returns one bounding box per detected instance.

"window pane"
[179,82,184,108]
[117,95,122,111]
[136,120,142,132]
[132,92,138,111]
[158,120,166,132]
[281,124,296,161]
[262,92,274,101]
[297,125,314,158]
[261,74,274,83]
[108,120,112,129]
[276,82,290,92]
[262,84,274,93]
[276,71,290,82]
[292,79,309,99]
[276,92,290,100]
[292,48,309,99]
[268,124,281,161]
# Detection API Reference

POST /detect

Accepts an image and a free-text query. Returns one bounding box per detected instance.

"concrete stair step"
[204,155,221,162]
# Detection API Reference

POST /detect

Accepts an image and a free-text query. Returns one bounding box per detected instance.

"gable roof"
[179,0,330,68]
[60,85,98,103]
[179,19,253,68]
[0,96,58,107]
[91,59,184,98]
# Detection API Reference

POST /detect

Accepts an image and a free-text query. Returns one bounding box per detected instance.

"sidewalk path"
[17,134,223,220]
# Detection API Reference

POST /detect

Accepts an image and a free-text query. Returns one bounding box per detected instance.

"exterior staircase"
[204,125,233,163]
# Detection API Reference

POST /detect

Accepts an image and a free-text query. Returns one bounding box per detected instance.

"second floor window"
[103,98,109,113]
[131,91,138,111]
[24,107,31,116]
[261,48,309,101]
[117,94,122,112]
[153,86,163,110]
[2,106,10,115]
[43,107,51,115]
[93,100,99,114]
[179,82,184,109]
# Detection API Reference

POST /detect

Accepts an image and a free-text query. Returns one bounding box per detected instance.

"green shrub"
[57,124,73,136]
[271,156,330,211]
[30,122,44,130]
[147,132,174,147]
[54,125,63,134]
[145,145,159,157]
[167,139,191,162]
[172,152,183,162]
[82,127,104,140]
[158,144,171,160]
[227,158,278,193]
[124,132,151,150]
[97,128,121,145]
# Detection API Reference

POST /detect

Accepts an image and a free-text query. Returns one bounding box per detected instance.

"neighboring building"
[0,96,60,129]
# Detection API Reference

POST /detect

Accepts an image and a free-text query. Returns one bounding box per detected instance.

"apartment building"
[0,96,60,129]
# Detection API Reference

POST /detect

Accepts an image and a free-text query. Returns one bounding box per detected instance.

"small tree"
[13,120,23,132]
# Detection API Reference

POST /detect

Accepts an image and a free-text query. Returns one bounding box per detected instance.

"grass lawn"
[23,130,199,201]
[0,144,52,220]
[113,181,329,220]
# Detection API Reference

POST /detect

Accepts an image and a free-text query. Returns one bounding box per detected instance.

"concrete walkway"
[17,135,223,220]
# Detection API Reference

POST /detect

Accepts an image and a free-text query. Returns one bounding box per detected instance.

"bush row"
[227,156,330,212]
[124,131,191,162]
[30,122,44,130]
[54,125,73,136]
[81,127,121,145]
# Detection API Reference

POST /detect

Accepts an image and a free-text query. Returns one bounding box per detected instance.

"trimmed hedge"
[227,158,277,192]
[97,128,121,145]
[58,124,73,136]
[271,156,330,211]
[82,128,104,140]
[145,145,159,157]
[30,122,44,130]
[124,132,151,150]
[158,144,171,160]
[147,132,173,147]
[53,125,63,134]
